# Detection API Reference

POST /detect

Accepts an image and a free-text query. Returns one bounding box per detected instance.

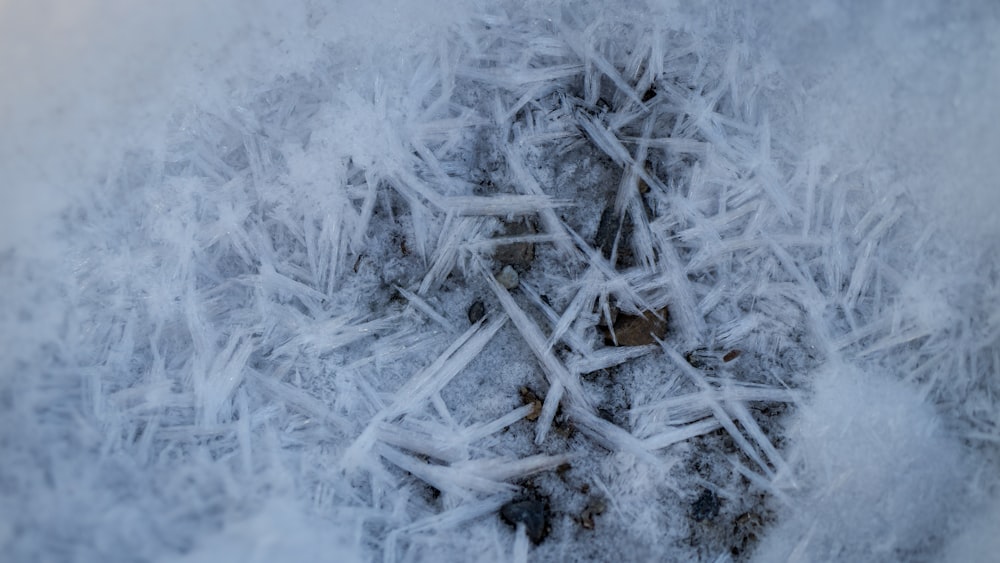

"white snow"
[1,1,997,562]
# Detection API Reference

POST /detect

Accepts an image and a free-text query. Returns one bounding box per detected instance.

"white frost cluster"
[1,1,997,562]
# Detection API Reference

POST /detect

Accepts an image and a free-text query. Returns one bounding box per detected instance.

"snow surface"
[1,1,998,561]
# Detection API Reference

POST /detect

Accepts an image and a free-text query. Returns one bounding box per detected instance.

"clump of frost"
[172,498,363,563]
[940,498,1000,562]
[754,364,966,561]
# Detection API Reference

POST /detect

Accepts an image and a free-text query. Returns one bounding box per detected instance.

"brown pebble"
[519,387,543,421]
[604,307,669,346]
[494,218,536,268]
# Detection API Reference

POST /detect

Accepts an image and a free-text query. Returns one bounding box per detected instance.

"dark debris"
[500,499,550,544]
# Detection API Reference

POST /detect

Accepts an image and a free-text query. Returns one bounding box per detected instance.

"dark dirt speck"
[691,489,720,522]
[468,300,486,324]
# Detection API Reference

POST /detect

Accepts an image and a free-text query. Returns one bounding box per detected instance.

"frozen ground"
[1,1,998,561]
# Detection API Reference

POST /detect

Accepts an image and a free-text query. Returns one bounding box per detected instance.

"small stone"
[467,300,486,324]
[494,219,536,268]
[519,387,543,421]
[594,202,636,267]
[594,203,619,260]
[495,265,519,290]
[500,500,549,544]
[603,307,669,346]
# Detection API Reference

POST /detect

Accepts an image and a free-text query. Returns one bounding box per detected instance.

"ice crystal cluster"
[1,1,998,561]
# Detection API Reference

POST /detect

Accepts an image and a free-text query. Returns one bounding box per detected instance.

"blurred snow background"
[1,0,997,561]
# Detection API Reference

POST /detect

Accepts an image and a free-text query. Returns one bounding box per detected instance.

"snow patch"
[755,364,966,561]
